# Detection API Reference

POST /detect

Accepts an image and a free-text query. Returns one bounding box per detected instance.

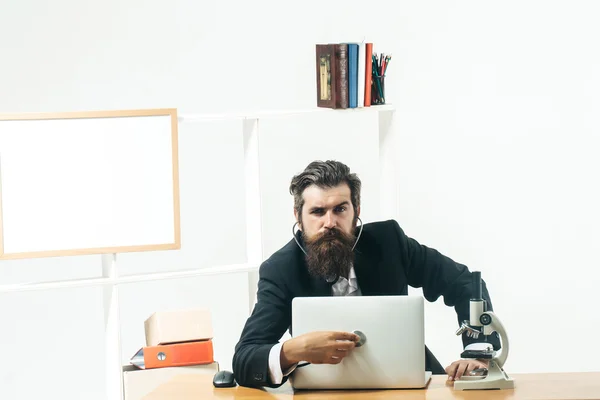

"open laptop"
[289,295,432,390]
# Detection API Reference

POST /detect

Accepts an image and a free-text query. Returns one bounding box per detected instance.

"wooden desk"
[142,372,600,400]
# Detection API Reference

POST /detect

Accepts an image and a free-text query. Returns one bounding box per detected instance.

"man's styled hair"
[289,160,361,221]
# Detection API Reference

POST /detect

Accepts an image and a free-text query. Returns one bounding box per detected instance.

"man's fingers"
[333,348,351,357]
[445,362,458,379]
[446,360,490,381]
[454,362,470,380]
[462,361,481,373]
[333,340,356,350]
[469,362,480,371]
[330,331,360,342]
[469,361,486,374]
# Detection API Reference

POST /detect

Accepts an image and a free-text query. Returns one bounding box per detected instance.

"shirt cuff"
[268,342,298,385]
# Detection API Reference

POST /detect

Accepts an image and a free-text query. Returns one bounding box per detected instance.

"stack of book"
[316,42,391,109]
[124,308,218,400]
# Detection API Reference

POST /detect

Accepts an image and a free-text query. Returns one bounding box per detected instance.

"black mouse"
[213,370,237,388]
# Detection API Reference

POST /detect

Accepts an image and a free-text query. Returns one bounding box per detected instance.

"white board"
[0,109,180,259]
[116,119,248,276]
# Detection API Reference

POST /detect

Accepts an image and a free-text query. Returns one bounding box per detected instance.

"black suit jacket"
[232,219,500,388]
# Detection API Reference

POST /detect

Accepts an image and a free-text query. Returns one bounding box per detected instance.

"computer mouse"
[213,370,237,388]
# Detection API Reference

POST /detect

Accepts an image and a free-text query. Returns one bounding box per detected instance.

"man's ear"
[356,206,361,218]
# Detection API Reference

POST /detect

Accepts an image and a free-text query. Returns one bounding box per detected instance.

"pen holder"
[371,75,385,105]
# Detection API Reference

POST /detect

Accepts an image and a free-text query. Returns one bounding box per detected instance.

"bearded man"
[232,160,500,388]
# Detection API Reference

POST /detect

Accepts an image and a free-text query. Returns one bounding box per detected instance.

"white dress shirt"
[267,267,489,384]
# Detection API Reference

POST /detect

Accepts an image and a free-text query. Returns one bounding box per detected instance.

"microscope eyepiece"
[471,271,482,301]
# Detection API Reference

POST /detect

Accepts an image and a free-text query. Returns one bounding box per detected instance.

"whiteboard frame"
[0,108,181,260]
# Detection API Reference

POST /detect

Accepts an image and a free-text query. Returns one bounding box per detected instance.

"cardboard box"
[144,308,213,346]
[123,362,219,400]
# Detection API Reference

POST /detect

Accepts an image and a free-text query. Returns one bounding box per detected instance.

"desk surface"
[142,372,600,400]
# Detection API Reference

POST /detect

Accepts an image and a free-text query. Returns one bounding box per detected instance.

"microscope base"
[454,361,515,391]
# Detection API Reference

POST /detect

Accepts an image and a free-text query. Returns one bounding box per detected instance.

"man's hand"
[281,331,359,370]
[445,359,489,381]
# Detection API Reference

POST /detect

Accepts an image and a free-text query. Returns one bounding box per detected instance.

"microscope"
[453,271,515,390]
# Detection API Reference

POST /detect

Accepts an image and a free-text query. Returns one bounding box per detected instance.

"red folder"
[130,340,214,369]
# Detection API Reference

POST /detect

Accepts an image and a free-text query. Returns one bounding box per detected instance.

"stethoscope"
[290,217,367,359]
[291,217,364,256]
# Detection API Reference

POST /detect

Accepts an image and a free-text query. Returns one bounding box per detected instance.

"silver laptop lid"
[289,295,428,390]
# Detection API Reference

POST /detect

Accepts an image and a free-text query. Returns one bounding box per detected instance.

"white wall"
[390,1,600,374]
[0,0,397,115]
[1,1,599,399]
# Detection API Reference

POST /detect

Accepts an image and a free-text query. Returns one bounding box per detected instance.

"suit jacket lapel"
[308,275,333,296]
[353,231,381,296]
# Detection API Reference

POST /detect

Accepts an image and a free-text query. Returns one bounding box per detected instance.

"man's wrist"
[281,338,302,370]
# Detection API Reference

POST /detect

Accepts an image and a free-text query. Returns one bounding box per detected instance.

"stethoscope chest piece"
[352,330,367,347]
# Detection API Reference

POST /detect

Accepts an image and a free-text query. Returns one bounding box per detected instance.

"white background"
[1,1,600,399]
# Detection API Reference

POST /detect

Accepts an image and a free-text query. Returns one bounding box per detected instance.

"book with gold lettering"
[316,44,336,108]
[315,44,349,109]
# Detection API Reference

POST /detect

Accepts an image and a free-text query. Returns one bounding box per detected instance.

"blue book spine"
[347,43,359,108]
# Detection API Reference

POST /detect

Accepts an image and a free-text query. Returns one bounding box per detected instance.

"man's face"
[295,184,360,280]
[296,183,358,239]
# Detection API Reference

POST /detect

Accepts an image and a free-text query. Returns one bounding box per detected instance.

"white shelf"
[0,262,258,294]
[178,104,395,122]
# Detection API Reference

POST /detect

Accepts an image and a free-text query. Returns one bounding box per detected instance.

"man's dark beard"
[303,227,356,281]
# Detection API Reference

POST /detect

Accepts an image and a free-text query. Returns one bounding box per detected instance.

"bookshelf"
[177,104,396,122]
[0,105,396,400]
